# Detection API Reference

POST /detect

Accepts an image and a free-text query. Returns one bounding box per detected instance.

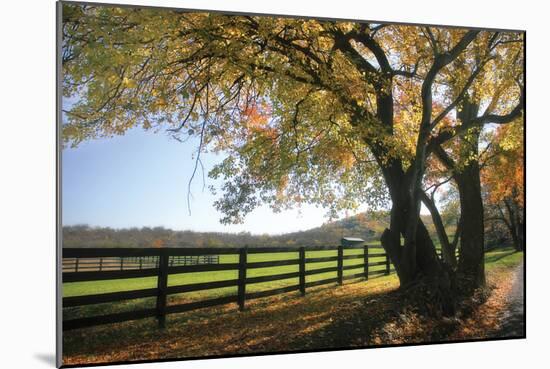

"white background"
[0,0,546,368]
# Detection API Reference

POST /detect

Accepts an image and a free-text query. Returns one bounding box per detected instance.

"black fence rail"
[62,254,220,272]
[62,245,394,331]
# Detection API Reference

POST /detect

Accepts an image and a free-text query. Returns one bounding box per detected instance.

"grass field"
[62,247,524,365]
[484,248,524,270]
[62,246,519,322]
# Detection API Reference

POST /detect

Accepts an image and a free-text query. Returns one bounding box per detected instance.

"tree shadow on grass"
[484,250,517,264]
[62,278,401,365]
[63,264,523,366]
[267,288,405,352]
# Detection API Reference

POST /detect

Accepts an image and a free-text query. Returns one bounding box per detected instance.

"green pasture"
[62,247,522,320]
[62,248,387,319]
[484,247,523,270]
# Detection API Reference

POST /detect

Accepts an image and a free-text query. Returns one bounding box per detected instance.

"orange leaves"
[481,122,524,206]
[314,142,357,171]
[152,239,164,248]
[239,102,280,144]
[241,103,271,130]
[332,149,356,171]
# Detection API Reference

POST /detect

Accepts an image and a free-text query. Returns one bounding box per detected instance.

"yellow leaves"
[62,124,84,148]
[496,119,524,152]
[62,4,524,216]
[324,146,356,171]
[224,27,243,37]
[107,74,119,84]
[341,153,356,171]
[62,124,80,138]
[481,121,524,206]
[142,120,152,130]
[153,97,167,108]
[122,77,137,89]
[337,22,355,33]
[276,175,289,200]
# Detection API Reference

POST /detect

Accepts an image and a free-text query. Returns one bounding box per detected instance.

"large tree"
[61,4,524,305]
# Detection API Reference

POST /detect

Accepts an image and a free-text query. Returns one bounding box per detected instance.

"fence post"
[237,247,248,311]
[120,257,124,271]
[299,247,306,296]
[99,257,103,272]
[364,245,369,280]
[75,257,79,273]
[156,250,169,328]
[385,251,391,275]
[337,245,343,285]
[139,257,143,270]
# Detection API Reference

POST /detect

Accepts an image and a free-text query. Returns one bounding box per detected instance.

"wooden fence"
[62,245,394,331]
[62,254,219,272]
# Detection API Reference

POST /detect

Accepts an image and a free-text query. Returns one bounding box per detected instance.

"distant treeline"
[62,212,399,248]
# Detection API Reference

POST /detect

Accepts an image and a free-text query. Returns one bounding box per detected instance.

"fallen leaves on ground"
[63,266,522,366]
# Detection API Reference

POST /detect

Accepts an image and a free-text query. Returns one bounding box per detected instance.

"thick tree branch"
[421,30,480,131]
[430,59,489,130]
[350,29,392,73]
[428,92,523,154]
[332,30,380,78]
[403,30,479,250]
[470,95,524,125]
[420,190,456,268]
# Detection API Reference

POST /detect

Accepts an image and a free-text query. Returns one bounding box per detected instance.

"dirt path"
[494,263,525,338]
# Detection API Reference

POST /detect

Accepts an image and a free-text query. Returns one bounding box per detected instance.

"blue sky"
[62,126,365,235]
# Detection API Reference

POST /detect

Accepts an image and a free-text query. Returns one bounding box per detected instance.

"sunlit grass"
[62,247,522,321]
[62,247,523,365]
[62,248,387,298]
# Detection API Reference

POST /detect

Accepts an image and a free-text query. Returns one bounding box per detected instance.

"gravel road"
[495,263,525,338]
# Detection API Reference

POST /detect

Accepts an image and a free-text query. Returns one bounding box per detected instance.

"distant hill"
[62,211,439,248]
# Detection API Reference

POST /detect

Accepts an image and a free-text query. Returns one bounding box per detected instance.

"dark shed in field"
[340,237,365,247]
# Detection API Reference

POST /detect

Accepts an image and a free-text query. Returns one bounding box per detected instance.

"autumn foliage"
[482,122,524,207]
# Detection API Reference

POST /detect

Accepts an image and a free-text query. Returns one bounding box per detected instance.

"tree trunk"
[455,164,485,288]
[504,198,524,252]
[516,220,524,251]
[420,191,458,269]
[455,103,485,288]
[380,169,456,315]
[508,218,520,251]
[368,81,455,314]
[431,100,485,290]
